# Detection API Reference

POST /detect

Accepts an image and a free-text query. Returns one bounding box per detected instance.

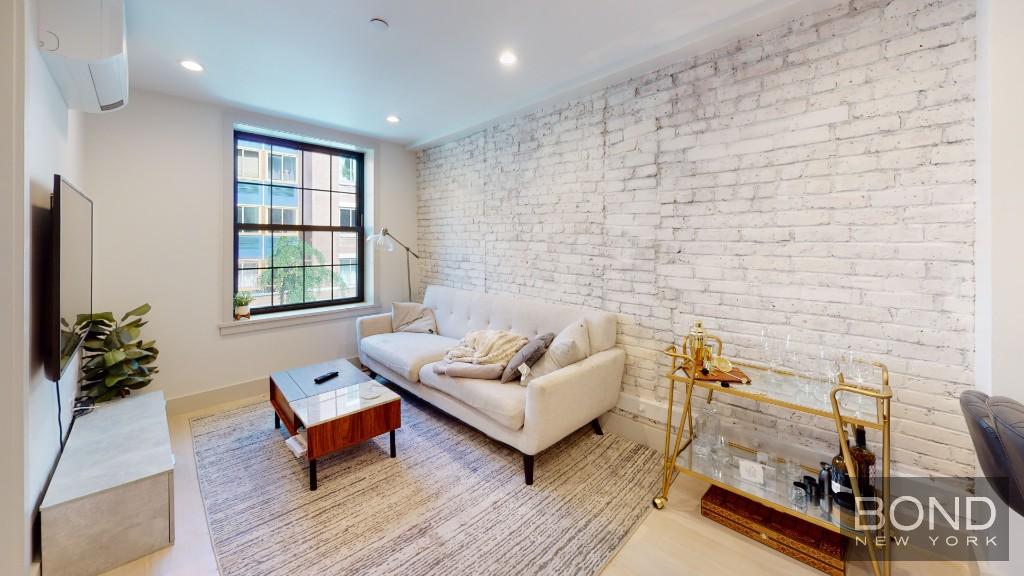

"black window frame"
[232,130,365,315]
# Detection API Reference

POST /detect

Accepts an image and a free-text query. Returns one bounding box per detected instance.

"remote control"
[314,371,339,384]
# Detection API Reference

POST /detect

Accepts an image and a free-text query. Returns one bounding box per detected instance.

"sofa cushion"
[360,332,459,382]
[419,363,526,430]
[530,320,591,378]
[423,286,618,353]
[501,332,555,384]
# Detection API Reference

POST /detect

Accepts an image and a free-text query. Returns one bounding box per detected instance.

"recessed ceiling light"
[369,17,389,31]
[386,115,400,124]
[498,50,518,66]
[180,60,204,72]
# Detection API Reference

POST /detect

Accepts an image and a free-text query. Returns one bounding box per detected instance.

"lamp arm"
[383,230,420,259]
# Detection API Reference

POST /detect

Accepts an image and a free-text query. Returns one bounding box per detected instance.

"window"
[271,152,298,184]
[339,156,357,185]
[237,205,261,224]
[338,207,356,227]
[270,207,297,225]
[233,131,364,314]
[238,148,261,180]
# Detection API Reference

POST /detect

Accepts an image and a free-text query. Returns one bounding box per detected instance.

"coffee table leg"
[274,413,280,429]
[390,429,396,458]
[309,459,317,491]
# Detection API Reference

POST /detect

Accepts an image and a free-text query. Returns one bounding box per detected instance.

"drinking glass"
[777,457,803,493]
[766,334,786,387]
[816,346,841,409]
[692,405,718,460]
[839,349,869,419]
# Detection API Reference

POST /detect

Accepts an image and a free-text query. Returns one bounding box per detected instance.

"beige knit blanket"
[444,330,528,366]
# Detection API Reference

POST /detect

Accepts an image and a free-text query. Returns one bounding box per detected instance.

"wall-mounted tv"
[47,175,93,382]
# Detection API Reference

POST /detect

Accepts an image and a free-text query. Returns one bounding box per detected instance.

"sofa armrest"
[356,312,393,342]
[522,347,625,454]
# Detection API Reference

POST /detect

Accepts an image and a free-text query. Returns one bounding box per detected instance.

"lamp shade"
[366,227,396,252]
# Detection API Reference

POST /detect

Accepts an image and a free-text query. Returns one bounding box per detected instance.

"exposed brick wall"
[417,0,976,476]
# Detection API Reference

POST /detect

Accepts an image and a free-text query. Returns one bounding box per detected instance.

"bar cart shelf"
[654,342,893,576]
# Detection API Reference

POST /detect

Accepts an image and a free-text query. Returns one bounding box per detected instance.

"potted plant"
[234,292,253,320]
[76,304,159,402]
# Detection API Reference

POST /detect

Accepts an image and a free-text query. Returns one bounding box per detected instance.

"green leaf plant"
[233,291,254,307]
[75,303,159,402]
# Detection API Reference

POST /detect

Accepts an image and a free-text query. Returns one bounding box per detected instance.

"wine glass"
[839,349,868,419]
[764,331,786,387]
[816,346,840,410]
[785,335,813,402]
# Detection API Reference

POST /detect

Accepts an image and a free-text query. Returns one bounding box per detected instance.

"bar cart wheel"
[652,496,667,509]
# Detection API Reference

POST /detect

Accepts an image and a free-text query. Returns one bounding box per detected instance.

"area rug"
[190,393,662,576]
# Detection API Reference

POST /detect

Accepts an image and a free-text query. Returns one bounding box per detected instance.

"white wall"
[22,0,85,566]
[0,0,29,572]
[976,0,1024,403]
[976,1,1024,574]
[80,90,418,402]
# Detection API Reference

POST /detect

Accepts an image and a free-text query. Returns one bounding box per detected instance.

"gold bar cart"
[652,338,893,576]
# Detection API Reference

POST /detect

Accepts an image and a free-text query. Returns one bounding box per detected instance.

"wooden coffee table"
[269,359,401,490]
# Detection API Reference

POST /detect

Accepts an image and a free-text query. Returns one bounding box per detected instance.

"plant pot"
[234,304,251,319]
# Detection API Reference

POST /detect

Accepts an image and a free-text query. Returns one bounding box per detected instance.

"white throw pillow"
[392,302,437,334]
[530,319,591,378]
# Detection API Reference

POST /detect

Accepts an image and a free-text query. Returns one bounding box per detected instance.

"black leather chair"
[989,395,1024,516]
[959,390,1024,515]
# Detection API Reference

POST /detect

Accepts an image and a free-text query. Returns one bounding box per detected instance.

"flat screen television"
[47,175,94,382]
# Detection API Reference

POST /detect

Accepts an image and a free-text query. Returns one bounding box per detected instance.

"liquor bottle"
[831,440,852,495]
[849,425,877,497]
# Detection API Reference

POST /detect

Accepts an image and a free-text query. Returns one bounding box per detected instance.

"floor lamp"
[366,227,420,301]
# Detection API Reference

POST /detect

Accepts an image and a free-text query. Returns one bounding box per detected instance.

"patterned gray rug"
[190,393,662,576]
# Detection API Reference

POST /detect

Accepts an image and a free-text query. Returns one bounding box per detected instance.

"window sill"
[219,302,381,336]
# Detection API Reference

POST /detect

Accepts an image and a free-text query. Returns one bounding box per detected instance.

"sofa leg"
[591,418,603,436]
[523,454,534,486]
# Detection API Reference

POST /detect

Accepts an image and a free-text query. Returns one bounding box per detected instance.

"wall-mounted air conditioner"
[37,0,128,113]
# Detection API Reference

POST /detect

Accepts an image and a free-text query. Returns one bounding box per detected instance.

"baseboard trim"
[599,410,669,454]
[165,356,365,415]
[166,377,267,416]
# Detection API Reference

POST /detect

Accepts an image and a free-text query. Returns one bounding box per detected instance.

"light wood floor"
[103,396,977,576]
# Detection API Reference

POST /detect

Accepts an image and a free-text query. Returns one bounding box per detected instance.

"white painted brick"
[418,0,976,478]
[836,115,900,139]
[915,0,975,30]
[884,25,960,57]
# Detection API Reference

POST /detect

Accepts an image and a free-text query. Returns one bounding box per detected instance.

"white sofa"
[357,285,624,484]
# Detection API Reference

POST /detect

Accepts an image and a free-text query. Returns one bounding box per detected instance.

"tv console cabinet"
[40,391,175,576]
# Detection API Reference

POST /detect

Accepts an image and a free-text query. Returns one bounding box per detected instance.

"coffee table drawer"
[306,399,401,460]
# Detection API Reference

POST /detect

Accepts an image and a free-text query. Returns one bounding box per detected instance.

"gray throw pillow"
[501,333,555,384]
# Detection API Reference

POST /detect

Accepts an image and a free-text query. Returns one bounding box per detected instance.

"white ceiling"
[126,0,784,147]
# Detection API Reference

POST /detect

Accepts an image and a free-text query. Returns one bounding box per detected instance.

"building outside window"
[233,131,364,313]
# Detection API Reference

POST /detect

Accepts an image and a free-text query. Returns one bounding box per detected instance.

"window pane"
[236,140,266,181]
[331,193,357,227]
[302,190,331,226]
[332,156,357,192]
[271,145,300,185]
[304,266,333,302]
[270,267,304,306]
[303,231,332,266]
[271,232,303,267]
[333,262,358,300]
[236,183,266,206]
[271,207,297,225]
[306,152,331,190]
[238,267,272,309]
[333,231,358,267]
[237,231,271,264]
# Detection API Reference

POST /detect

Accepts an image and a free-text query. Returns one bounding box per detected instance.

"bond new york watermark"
[844,477,1009,562]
